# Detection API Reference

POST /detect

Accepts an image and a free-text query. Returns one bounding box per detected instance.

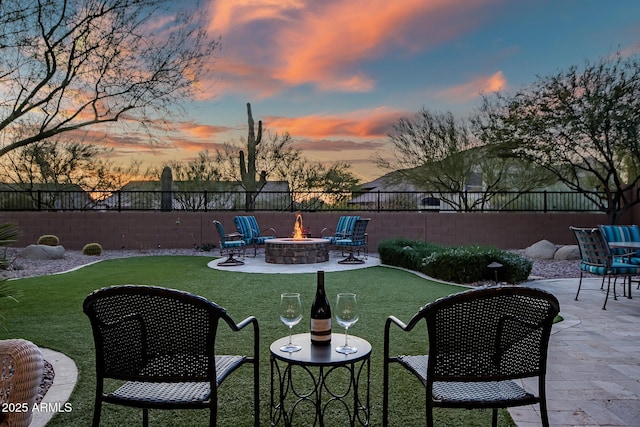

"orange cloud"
[292,138,386,152]
[207,0,502,95]
[438,71,507,102]
[265,107,406,138]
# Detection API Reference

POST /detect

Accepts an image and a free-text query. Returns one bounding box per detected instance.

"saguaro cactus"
[240,103,266,211]
[160,166,173,211]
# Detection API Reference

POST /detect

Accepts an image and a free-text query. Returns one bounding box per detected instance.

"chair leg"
[91,399,102,427]
[540,400,550,427]
[143,408,149,427]
[491,408,498,427]
[575,272,584,300]
[603,276,612,310]
[382,360,389,427]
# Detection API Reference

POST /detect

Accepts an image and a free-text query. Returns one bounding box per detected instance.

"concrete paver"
[514,278,640,426]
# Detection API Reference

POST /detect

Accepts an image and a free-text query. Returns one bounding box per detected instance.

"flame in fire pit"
[293,213,304,240]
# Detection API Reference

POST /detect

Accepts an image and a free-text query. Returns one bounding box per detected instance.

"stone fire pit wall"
[265,238,329,264]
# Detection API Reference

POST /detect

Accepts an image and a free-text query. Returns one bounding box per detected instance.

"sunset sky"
[114,0,640,182]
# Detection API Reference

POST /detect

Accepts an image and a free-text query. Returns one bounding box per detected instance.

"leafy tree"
[374,108,553,211]
[0,0,217,157]
[474,53,640,223]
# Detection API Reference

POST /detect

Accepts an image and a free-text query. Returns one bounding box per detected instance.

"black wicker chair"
[383,286,559,427]
[83,285,259,427]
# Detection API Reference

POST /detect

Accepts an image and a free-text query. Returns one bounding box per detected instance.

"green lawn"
[0,256,517,426]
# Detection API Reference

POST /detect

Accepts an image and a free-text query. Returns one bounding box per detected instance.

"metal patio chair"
[334,218,370,264]
[213,220,246,266]
[321,215,360,244]
[383,286,559,427]
[233,215,276,256]
[570,226,639,309]
[83,285,260,426]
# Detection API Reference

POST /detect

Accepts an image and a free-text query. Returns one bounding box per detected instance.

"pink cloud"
[207,0,502,96]
[438,71,507,102]
[265,107,406,138]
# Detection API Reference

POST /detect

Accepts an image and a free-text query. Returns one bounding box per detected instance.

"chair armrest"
[384,316,411,362]
[263,227,277,235]
[234,315,258,332]
[231,316,259,365]
[386,315,409,331]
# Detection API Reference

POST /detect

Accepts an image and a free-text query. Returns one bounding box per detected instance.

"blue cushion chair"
[322,215,360,244]
[334,218,370,264]
[598,224,640,263]
[213,220,246,266]
[233,216,276,256]
[570,226,640,309]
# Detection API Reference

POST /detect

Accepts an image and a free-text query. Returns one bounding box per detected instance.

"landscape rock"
[19,244,65,260]
[554,245,581,261]
[524,240,557,260]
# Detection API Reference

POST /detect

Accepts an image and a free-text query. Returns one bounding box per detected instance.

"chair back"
[234,216,258,240]
[335,215,359,238]
[83,285,234,382]
[419,286,559,382]
[213,220,227,245]
[350,218,370,245]
[570,226,611,268]
[599,225,640,257]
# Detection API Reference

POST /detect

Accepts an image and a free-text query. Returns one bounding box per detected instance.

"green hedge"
[378,238,532,284]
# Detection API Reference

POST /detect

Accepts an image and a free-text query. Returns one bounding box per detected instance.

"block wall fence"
[1,210,630,251]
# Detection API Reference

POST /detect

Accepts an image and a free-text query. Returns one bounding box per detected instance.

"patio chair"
[599,224,640,293]
[233,215,276,256]
[83,285,260,427]
[570,226,640,309]
[213,220,246,266]
[599,224,640,262]
[334,218,369,264]
[383,286,560,427]
[321,215,359,244]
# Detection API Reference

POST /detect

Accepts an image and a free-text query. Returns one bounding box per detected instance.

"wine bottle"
[310,270,331,345]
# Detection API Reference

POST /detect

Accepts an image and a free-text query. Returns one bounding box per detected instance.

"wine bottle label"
[311,318,331,343]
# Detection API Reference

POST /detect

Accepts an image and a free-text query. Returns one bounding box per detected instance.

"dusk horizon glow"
[97,0,640,182]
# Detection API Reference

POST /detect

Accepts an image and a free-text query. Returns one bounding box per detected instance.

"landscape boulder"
[524,240,557,260]
[554,245,581,261]
[19,244,65,260]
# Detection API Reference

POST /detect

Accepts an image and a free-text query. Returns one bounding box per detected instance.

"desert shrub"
[37,235,59,246]
[377,239,532,284]
[198,243,215,252]
[377,238,441,270]
[82,243,103,256]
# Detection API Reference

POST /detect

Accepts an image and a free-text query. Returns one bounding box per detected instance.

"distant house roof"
[120,180,289,192]
[0,182,86,192]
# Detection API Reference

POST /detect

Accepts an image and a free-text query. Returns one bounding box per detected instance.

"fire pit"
[265,238,329,264]
[264,213,329,264]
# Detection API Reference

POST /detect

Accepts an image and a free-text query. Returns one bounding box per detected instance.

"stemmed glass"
[279,293,303,352]
[335,293,359,354]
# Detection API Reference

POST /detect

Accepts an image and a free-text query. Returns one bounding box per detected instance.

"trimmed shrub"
[82,243,103,256]
[37,235,59,246]
[378,238,441,270]
[377,238,532,284]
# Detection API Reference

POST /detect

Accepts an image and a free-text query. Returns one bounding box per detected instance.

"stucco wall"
[0,211,613,251]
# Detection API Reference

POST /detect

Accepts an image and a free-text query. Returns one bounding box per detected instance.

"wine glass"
[279,293,303,352]
[335,293,359,354]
